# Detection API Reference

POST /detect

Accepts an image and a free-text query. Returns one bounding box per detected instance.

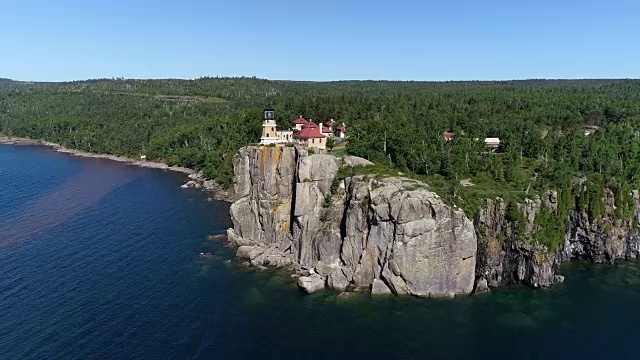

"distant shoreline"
[0,136,195,174]
[0,136,233,202]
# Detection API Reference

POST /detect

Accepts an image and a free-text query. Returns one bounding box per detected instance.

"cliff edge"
[227,146,477,297]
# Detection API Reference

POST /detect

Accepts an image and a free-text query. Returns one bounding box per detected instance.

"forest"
[2,77,640,248]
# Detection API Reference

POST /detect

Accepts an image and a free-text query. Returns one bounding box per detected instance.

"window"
[312,139,315,144]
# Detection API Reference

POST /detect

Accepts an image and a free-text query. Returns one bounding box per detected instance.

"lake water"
[1,145,640,360]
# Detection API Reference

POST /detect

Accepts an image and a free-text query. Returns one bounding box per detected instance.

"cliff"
[227,146,640,297]
[227,146,477,297]
[475,190,640,289]
[475,197,562,288]
[563,189,640,262]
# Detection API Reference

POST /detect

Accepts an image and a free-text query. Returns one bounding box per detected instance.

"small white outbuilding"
[484,138,500,149]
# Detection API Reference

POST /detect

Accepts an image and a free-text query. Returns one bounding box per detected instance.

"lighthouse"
[259,105,280,145]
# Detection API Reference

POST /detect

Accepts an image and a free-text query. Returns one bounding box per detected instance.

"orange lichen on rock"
[260,147,267,170]
[273,146,282,164]
[487,237,501,259]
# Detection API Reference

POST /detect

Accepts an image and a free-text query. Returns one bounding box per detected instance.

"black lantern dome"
[264,105,275,120]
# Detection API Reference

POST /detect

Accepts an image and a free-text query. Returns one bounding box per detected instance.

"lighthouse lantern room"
[259,105,280,145]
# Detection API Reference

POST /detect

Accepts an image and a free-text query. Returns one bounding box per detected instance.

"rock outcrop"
[297,274,326,293]
[562,189,640,263]
[228,147,640,298]
[180,171,232,201]
[475,190,640,290]
[227,146,478,297]
[474,197,561,288]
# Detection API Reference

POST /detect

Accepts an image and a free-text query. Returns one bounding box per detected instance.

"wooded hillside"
[2,77,640,232]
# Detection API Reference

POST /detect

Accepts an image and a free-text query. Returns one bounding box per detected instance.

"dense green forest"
[2,77,640,247]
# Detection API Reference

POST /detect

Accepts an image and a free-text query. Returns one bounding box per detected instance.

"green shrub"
[330,177,341,195]
[323,194,333,208]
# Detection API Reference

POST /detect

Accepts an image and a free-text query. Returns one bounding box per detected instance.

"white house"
[484,137,500,149]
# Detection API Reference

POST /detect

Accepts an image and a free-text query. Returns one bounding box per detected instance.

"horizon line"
[2,76,637,84]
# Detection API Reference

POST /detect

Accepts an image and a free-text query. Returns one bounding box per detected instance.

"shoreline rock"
[371,279,393,295]
[297,274,326,293]
[473,277,490,294]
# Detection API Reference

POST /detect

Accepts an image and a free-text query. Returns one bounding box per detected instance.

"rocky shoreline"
[0,136,232,202]
[180,171,232,202]
[7,137,637,298]
[226,145,640,298]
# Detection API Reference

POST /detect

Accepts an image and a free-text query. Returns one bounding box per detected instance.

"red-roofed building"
[257,107,345,150]
[293,121,327,149]
[292,115,313,131]
[443,131,455,141]
[321,119,335,137]
[334,123,347,139]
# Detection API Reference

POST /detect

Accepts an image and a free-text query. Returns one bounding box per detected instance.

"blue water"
[2,145,640,360]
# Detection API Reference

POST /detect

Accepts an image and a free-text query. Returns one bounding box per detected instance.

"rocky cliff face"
[227,146,477,297]
[475,190,640,289]
[563,189,640,263]
[228,146,297,268]
[475,197,561,288]
[227,147,640,297]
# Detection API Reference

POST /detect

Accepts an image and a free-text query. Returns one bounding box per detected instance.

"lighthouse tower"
[259,105,280,145]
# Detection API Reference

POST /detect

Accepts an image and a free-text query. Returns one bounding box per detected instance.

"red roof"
[444,132,455,140]
[292,116,310,125]
[335,123,347,131]
[293,122,325,139]
[325,119,335,126]
[322,126,332,133]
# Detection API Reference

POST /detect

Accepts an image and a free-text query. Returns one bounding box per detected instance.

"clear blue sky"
[1,0,638,81]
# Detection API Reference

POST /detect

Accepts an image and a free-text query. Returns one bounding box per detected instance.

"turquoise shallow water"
[2,145,640,360]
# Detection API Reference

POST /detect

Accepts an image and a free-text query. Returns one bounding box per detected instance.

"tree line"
[2,78,640,228]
